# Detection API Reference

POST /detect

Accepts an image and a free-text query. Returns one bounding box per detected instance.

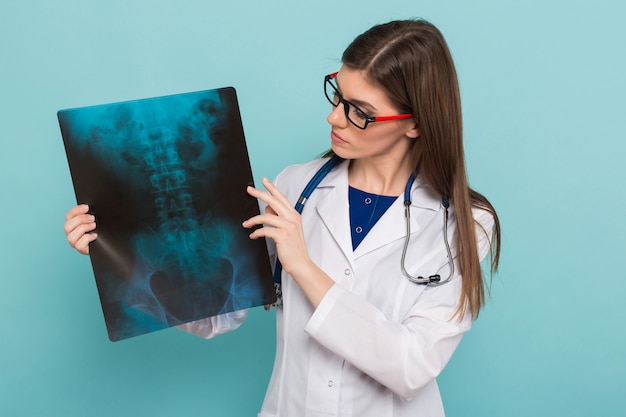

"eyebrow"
[335,77,378,113]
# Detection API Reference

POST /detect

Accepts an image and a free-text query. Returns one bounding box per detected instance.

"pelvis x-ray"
[59,88,275,341]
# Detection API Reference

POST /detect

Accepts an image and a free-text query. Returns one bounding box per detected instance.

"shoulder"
[470,206,496,260]
[471,206,495,232]
[276,158,330,182]
[274,157,333,199]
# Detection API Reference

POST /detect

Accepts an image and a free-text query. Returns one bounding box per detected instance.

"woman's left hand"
[243,177,335,307]
[243,177,312,277]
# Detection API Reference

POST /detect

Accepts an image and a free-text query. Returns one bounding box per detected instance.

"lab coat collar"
[315,159,442,263]
[314,160,353,268]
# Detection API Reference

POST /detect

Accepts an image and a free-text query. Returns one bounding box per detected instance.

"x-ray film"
[58,88,275,341]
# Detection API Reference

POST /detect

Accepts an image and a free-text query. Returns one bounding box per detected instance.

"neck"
[348,154,415,196]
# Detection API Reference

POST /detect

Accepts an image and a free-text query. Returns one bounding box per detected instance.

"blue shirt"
[349,186,398,250]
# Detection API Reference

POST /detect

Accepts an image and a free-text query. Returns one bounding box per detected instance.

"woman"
[65,18,500,417]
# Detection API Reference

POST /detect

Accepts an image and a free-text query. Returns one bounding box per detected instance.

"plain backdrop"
[1,1,624,416]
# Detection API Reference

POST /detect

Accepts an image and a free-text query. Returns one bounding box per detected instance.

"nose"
[327,102,349,128]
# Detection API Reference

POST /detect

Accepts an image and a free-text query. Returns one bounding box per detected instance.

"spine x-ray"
[58,88,275,341]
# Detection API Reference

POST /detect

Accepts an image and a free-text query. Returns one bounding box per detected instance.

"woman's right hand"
[64,204,97,255]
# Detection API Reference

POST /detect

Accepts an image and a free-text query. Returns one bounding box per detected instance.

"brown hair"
[336,19,500,319]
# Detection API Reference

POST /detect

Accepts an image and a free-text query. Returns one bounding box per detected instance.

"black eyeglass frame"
[324,72,414,130]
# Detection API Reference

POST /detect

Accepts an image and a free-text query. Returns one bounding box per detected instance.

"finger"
[242,213,290,230]
[247,179,291,210]
[74,233,98,255]
[246,185,277,204]
[260,177,293,208]
[67,222,97,248]
[65,204,90,221]
[248,182,296,220]
[247,187,289,219]
[246,222,288,242]
[64,212,96,236]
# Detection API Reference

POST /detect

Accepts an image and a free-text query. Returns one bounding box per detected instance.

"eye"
[350,106,369,121]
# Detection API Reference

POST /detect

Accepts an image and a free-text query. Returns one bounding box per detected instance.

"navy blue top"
[349,186,398,250]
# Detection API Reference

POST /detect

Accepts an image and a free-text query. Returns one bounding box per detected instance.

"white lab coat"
[182,157,494,417]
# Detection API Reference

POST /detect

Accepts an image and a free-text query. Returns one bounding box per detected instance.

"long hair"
[339,19,500,319]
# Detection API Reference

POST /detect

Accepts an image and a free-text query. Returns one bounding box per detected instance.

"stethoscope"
[272,155,454,306]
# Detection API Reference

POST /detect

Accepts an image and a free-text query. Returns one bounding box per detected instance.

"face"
[326,66,419,163]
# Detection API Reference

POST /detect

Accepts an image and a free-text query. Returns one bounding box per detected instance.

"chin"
[330,144,352,160]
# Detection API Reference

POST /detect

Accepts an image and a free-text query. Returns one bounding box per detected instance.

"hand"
[243,178,311,276]
[242,178,334,307]
[64,204,97,255]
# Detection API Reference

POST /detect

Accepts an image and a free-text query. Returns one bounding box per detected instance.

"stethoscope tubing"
[401,195,454,285]
[273,156,454,288]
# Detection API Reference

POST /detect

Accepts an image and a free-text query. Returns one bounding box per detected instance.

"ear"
[406,122,420,139]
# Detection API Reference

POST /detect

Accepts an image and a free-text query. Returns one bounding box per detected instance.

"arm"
[304,278,470,401]
[243,176,467,398]
[176,309,248,339]
[243,169,494,398]
[305,211,495,400]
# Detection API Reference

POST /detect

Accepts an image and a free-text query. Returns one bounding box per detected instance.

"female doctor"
[64,19,501,417]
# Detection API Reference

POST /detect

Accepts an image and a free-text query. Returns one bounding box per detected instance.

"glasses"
[324,72,414,130]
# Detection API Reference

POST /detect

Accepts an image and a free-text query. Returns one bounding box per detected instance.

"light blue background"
[1,1,624,416]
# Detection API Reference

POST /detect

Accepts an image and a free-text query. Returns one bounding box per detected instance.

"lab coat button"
[344,269,351,276]
[328,380,334,387]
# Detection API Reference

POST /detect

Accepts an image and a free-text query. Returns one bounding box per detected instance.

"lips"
[331,130,347,144]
